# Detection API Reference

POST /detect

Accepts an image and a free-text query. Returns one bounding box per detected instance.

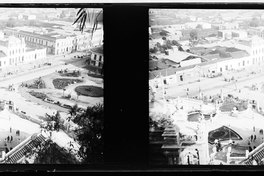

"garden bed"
[23,77,46,89]
[87,73,103,79]
[75,85,103,97]
[53,78,83,89]
[29,91,49,100]
[60,71,81,77]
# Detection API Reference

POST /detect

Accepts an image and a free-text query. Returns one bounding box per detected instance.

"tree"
[150,47,158,54]
[159,30,168,36]
[73,103,103,164]
[45,111,64,132]
[33,139,79,164]
[67,104,80,122]
[178,46,184,52]
[250,17,260,27]
[190,30,198,41]
[34,77,45,89]
[171,40,181,46]
[196,24,203,29]
[73,8,103,40]
[156,42,162,48]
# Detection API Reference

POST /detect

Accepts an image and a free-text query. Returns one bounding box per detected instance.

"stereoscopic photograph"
[149,9,264,165]
[0,8,103,164]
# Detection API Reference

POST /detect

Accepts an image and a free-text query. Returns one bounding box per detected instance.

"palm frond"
[73,8,102,40]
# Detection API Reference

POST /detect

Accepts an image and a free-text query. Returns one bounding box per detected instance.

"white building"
[185,22,212,29]
[87,45,103,75]
[0,34,46,69]
[3,24,103,55]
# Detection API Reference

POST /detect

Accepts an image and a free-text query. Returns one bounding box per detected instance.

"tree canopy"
[190,29,198,41]
[73,103,104,164]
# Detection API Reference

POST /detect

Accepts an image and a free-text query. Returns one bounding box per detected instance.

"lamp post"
[63,88,66,97]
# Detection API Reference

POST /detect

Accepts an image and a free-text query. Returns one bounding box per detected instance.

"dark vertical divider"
[104,5,149,167]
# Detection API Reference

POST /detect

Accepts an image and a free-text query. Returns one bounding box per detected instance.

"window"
[99,55,102,62]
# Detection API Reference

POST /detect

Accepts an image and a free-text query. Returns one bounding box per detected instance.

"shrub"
[75,86,103,97]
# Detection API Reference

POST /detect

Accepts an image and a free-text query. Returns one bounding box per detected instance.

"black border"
[0,2,264,172]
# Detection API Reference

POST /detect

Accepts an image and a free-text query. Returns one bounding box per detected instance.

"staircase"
[2,133,47,164]
[240,142,264,165]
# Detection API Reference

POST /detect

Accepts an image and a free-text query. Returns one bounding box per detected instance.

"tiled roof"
[149,55,243,80]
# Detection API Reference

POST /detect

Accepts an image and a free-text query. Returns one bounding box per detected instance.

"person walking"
[251,135,253,142]
[254,135,257,141]
[7,136,9,142]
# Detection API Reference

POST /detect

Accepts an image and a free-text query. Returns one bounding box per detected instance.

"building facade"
[87,45,103,75]
[0,34,46,69]
[3,26,100,55]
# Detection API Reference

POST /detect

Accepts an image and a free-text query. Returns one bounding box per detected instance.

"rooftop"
[149,49,249,80]
[91,45,103,55]
[0,51,6,58]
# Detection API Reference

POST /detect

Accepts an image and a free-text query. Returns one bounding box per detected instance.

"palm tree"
[67,104,79,122]
[74,9,104,76]
[45,111,63,132]
[73,8,103,40]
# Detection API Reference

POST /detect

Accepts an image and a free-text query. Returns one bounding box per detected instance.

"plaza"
[149,9,264,165]
[0,8,104,164]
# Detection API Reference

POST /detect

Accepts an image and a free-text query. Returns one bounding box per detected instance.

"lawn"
[87,73,103,79]
[60,71,81,77]
[75,86,103,97]
[53,79,83,89]
[208,126,243,144]
[28,91,48,100]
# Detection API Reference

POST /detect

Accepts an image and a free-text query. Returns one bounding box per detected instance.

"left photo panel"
[0,7,103,164]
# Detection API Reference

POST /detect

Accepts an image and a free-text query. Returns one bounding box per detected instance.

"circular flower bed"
[53,79,83,89]
[75,86,103,97]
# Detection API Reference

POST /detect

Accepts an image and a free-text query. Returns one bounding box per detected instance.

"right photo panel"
[149,9,264,165]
